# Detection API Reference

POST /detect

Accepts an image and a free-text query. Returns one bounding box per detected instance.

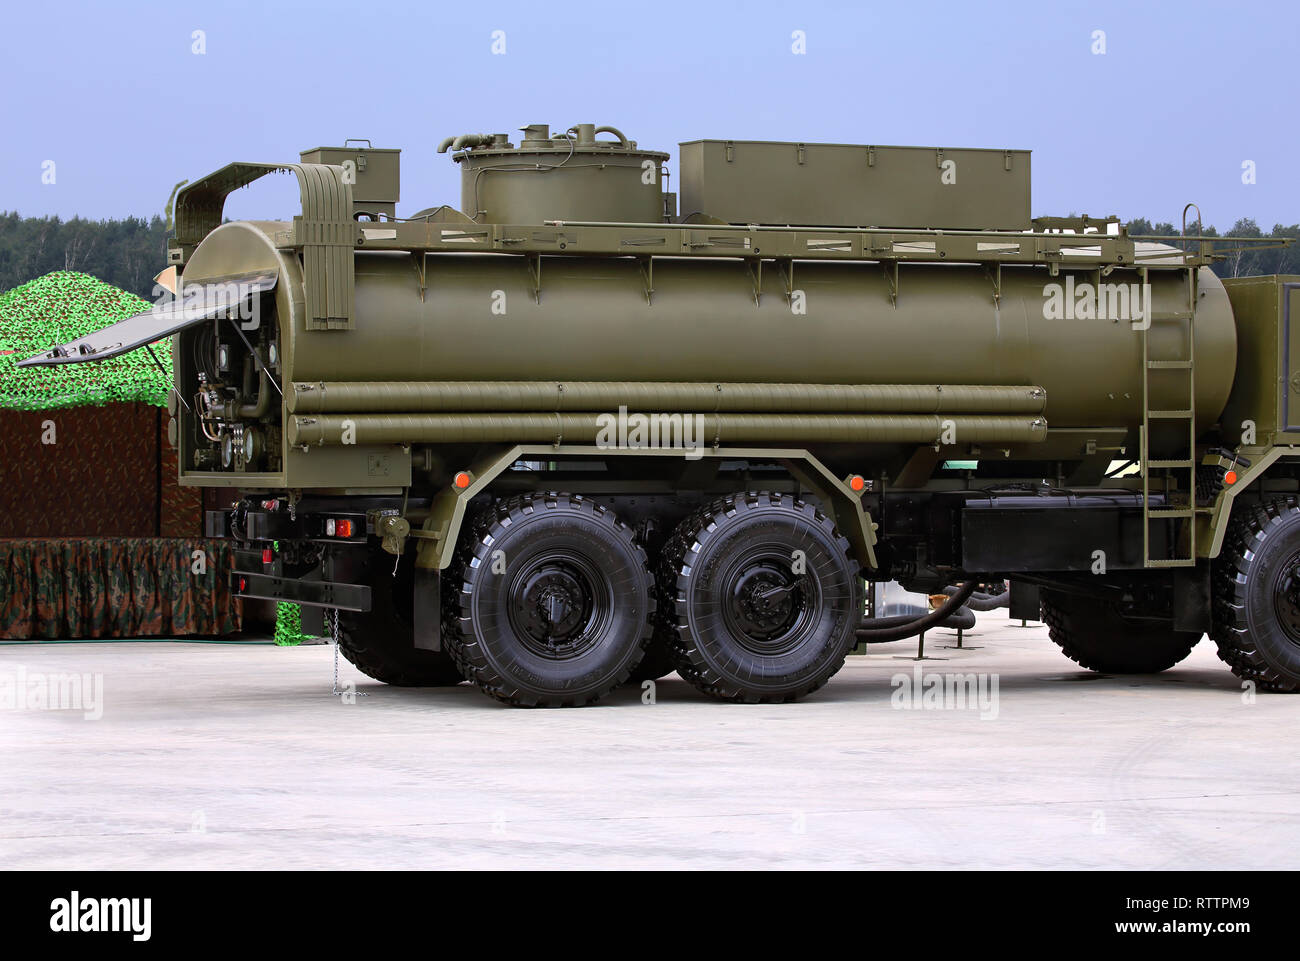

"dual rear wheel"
[343,492,1300,698]
[441,491,862,707]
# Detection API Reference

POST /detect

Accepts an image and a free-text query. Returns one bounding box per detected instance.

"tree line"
[0,212,169,300]
[0,212,1297,300]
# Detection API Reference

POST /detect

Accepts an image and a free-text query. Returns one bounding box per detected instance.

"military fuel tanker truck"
[21,123,1300,705]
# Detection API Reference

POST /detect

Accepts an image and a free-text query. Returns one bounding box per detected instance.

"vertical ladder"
[1140,266,1198,568]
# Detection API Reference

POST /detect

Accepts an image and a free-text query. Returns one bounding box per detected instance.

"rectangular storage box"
[678,139,1031,230]
[299,144,401,215]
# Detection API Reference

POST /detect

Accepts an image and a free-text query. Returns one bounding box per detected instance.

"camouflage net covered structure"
[0,270,199,540]
[0,271,245,640]
[0,271,170,411]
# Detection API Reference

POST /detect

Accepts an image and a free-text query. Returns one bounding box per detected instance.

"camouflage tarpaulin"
[0,538,241,639]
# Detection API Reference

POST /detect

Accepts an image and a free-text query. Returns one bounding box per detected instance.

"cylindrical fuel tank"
[186,223,1238,433]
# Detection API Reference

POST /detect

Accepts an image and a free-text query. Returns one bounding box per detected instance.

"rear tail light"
[323,518,354,537]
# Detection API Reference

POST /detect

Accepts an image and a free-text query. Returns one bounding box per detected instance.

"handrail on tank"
[547,218,1296,247]
[537,219,1292,267]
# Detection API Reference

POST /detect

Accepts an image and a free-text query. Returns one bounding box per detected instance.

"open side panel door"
[18,272,277,368]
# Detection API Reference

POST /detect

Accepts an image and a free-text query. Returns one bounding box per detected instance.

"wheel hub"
[508,556,607,659]
[1272,550,1300,647]
[724,556,813,654]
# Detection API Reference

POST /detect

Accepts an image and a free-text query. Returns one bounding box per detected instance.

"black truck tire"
[337,560,465,687]
[659,492,862,703]
[624,534,683,685]
[1211,497,1300,692]
[1041,588,1201,675]
[626,632,679,683]
[444,493,655,707]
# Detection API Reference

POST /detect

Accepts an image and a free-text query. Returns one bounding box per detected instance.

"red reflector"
[262,548,273,563]
[453,471,472,490]
[848,474,865,492]
[239,577,246,591]
[336,519,353,537]
[1225,470,1237,486]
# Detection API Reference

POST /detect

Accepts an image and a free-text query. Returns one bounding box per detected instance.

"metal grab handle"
[593,125,630,148]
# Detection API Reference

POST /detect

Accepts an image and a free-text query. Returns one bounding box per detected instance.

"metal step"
[1147,459,1193,468]
[1146,360,1193,370]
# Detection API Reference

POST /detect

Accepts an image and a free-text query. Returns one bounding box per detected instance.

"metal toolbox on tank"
[678,139,1031,230]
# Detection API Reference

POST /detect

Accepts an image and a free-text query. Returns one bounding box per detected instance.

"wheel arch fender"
[411,444,879,573]
[1206,447,1300,558]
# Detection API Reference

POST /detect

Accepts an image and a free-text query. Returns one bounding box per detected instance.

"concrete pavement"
[2,610,1297,869]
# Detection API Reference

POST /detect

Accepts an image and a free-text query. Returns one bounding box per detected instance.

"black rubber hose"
[854,606,976,641]
[942,586,1010,611]
[855,581,979,643]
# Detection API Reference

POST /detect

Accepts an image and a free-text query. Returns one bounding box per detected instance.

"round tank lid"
[444,123,668,159]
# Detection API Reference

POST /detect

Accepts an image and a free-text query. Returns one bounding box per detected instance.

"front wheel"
[1212,497,1300,692]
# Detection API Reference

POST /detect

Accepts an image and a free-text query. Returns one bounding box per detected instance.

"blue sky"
[1,0,1296,229]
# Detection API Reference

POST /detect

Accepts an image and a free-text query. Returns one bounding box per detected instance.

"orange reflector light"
[336,519,353,538]
[453,471,472,489]
[1225,470,1237,486]
[848,474,866,492]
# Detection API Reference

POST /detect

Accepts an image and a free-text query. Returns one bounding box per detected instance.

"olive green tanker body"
[26,127,1300,707]
[186,222,1236,434]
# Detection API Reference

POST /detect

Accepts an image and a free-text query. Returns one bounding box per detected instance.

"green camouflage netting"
[0,271,171,410]
[274,602,316,646]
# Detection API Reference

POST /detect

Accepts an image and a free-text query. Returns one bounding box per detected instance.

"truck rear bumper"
[212,501,375,611]
[230,569,371,611]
